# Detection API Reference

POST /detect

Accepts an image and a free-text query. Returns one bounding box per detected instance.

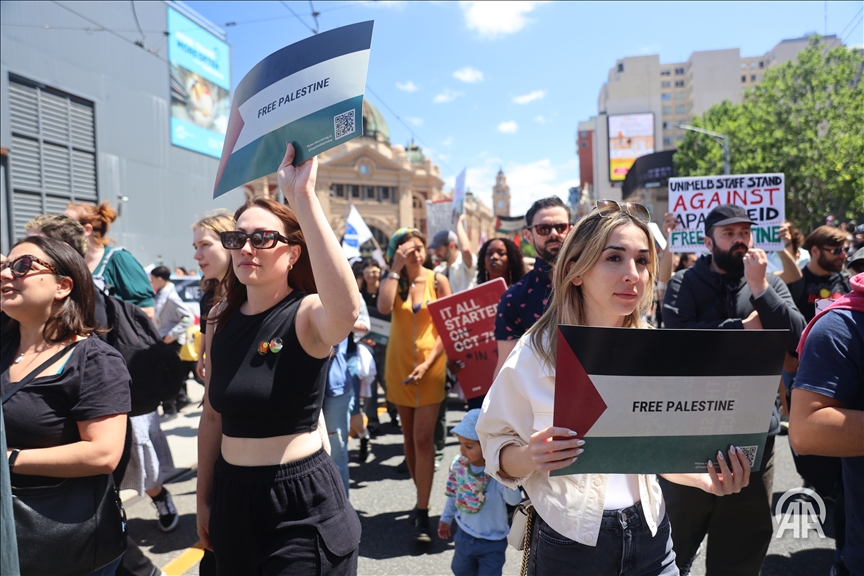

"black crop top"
[208,291,328,438]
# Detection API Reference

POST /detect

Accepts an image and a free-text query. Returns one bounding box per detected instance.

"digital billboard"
[168,7,231,158]
[608,113,654,182]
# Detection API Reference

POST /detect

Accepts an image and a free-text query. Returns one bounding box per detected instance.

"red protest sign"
[428,279,506,399]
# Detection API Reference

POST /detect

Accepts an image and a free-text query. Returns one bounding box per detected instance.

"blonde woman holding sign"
[476,200,752,576]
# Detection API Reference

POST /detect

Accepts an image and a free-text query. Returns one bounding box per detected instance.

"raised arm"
[277,143,360,348]
[456,213,475,269]
[657,213,678,283]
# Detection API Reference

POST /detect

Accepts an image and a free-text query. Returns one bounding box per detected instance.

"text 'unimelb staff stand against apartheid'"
[668,173,785,252]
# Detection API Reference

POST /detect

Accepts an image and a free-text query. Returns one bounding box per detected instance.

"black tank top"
[209,291,327,438]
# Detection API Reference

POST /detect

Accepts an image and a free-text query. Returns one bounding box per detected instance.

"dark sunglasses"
[596,199,651,223]
[220,230,290,250]
[822,245,850,256]
[1,254,60,278]
[530,223,570,236]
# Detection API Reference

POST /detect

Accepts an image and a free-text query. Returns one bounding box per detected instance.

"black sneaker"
[413,510,432,544]
[357,437,370,462]
[151,488,179,532]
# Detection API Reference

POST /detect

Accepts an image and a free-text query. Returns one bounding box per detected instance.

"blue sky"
[188,1,863,215]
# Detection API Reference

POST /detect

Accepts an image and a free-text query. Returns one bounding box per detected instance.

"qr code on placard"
[334,109,355,139]
[738,445,758,468]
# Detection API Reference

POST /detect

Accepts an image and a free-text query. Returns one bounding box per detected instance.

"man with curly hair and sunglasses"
[661,204,806,576]
[790,225,851,323]
[492,197,571,379]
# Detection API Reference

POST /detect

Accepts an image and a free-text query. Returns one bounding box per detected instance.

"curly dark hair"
[476,237,525,287]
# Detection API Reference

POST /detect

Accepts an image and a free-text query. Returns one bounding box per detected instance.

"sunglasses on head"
[530,223,570,236]
[1,254,60,278]
[595,199,651,223]
[823,245,850,256]
[363,267,381,274]
[220,230,290,250]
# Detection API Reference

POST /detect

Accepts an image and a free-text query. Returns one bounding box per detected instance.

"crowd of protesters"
[1,151,861,576]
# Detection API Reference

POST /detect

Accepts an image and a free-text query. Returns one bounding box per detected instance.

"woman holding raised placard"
[197,144,361,574]
[476,200,752,575]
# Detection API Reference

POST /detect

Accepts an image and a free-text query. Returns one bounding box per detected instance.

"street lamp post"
[678,124,730,175]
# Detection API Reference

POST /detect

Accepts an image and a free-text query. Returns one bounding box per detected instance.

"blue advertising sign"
[168,7,231,158]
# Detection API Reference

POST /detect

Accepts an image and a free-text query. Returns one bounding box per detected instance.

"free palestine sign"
[552,326,787,475]
[214,21,374,198]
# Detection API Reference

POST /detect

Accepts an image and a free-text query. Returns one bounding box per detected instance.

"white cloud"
[405,116,424,126]
[535,115,546,123]
[513,90,546,104]
[442,136,454,146]
[396,80,418,92]
[506,159,580,215]
[460,1,546,39]
[433,88,463,103]
[453,66,484,83]
[497,121,518,134]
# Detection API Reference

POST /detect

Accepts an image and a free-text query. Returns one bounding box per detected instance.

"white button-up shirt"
[476,337,665,546]
[435,252,476,294]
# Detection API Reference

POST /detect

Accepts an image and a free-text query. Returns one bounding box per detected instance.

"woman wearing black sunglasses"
[196,143,362,575]
[1,236,130,576]
[476,201,751,576]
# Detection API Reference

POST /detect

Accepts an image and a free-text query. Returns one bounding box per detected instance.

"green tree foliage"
[520,239,535,258]
[674,37,864,233]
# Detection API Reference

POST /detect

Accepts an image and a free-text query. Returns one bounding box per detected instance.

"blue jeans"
[322,391,354,496]
[528,505,678,576]
[451,525,508,576]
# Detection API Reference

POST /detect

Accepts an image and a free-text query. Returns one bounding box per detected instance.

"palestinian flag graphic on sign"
[552,326,787,475]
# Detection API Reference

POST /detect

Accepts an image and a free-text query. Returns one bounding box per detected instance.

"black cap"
[704,204,756,234]
[849,247,864,267]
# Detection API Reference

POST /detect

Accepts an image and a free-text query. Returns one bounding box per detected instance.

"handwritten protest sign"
[551,326,786,475]
[667,173,784,252]
[426,199,454,238]
[213,21,374,198]
[428,279,506,399]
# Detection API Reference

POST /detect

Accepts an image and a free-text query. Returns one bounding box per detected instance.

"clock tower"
[492,168,511,217]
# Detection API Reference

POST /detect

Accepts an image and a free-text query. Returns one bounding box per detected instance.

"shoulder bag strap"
[2,341,81,404]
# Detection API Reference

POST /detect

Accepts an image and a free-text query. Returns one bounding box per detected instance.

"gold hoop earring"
[288,263,294,271]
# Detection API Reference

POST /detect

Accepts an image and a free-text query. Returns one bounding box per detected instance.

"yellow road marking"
[162,541,205,576]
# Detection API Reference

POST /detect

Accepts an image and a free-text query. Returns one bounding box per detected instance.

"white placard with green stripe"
[214,21,374,198]
[552,326,787,475]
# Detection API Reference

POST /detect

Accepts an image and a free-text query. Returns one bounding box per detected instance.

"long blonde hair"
[192,211,235,293]
[528,209,657,371]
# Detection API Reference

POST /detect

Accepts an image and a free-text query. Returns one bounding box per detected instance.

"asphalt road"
[125,389,840,576]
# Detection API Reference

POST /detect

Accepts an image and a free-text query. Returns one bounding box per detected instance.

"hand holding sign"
[277,143,317,206]
[665,446,751,496]
[528,427,584,473]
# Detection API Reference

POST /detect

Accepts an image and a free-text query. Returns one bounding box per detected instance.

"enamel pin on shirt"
[258,337,284,355]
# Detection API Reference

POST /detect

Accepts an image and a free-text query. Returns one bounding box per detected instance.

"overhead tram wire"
[49,0,168,62]
[826,6,863,49]
[271,1,460,179]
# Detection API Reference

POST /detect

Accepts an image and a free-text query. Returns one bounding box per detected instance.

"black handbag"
[3,342,128,576]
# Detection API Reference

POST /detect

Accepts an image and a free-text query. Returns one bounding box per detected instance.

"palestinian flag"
[551,326,787,475]
[214,21,373,198]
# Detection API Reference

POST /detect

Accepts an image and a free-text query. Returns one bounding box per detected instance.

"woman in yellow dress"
[378,228,451,543]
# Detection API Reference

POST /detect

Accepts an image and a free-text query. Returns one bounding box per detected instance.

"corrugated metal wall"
[0,0,245,267]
